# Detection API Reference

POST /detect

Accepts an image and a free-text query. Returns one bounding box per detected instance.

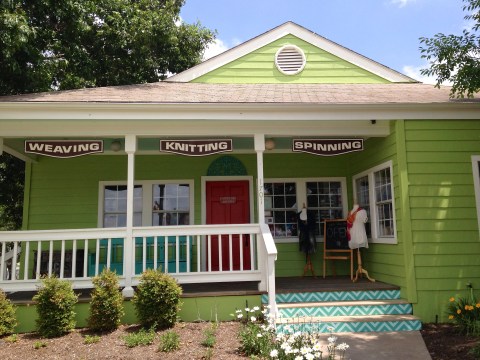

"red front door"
[206,180,251,271]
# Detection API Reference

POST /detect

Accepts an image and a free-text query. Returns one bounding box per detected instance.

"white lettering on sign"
[25,140,104,158]
[160,139,232,156]
[293,139,364,156]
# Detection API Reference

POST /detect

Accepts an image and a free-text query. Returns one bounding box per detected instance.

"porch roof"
[1,82,479,105]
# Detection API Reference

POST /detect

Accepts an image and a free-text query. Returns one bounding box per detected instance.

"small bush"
[123,327,156,348]
[32,276,78,338]
[34,340,47,349]
[87,268,124,332]
[201,323,217,348]
[447,288,480,335]
[158,330,180,352]
[5,334,18,343]
[83,334,101,344]
[132,269,182,330]
[0,289,17,336]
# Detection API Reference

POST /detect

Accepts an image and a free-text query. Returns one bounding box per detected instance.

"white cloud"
[202,38,230,60]
[390,0,416,8]
[402,63,452,85]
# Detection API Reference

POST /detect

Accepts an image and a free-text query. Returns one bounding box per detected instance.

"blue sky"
[180,0,470,84]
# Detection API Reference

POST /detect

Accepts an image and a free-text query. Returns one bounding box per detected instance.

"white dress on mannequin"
[348,207,368,249]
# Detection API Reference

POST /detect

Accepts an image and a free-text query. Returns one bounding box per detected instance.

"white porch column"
[254,134,266,224]
[122,135,136,298]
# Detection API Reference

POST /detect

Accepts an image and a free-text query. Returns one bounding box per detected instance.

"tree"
[0,0,215,230]
[0,0,216,94]
[419,0,480,98]
[0,153,24,230]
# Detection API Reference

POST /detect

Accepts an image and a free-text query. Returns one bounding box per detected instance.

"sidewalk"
[324,331,432,360]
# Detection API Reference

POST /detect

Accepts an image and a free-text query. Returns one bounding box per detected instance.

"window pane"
[306,181,344,236]
[103,185,142,228]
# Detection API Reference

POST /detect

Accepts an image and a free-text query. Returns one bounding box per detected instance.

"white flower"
[270,349,279,358]
[237,314,243,319]
[294,355,303,360]
[235,309,242,313]
[314,352,322,358]
[336,342,350,351]
[305,354,315,360]
[328,336,337,344]
[257,333,262,338]
[300,346,312,354]
[312,342,322,352]
[245,307,250,312]
[253,306,260,311]
[250,316,257,322]
[280,342,290,350]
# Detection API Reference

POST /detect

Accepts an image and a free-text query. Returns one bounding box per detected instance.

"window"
[306,181,344,236]
[152,184,190,226]
[353,161,396,244]
[471,156,480,233]
[103,185,143,227]
[264,178,347,241]
[99,181,193,227]
[264,182,298,238]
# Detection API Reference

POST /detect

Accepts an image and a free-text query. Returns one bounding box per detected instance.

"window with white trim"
[99,181,193,227]
[353,161,396,243]
[103,185,143,227]
[471,156,480,233]
[264,178,348,241]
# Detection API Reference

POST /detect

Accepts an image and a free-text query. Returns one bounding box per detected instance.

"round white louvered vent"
[275,45,306,75]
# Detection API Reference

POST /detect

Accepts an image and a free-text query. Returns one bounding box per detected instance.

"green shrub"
[34,340,47,349]
[132,269,182,330]
[87,268,124,332]
[201,323,217,348]
[447,289,480,335]
[32,276,78,338]
[0,289,17,336]
[83,334,101,344]
[158,330,180,352]
[123,327,156,348]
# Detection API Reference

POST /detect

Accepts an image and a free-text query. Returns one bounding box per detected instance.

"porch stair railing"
[0,224,277,315]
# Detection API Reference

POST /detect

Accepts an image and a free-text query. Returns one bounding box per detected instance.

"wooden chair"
[323,220,354,280]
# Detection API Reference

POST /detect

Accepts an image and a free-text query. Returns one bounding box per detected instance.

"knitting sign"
[293,139,364,156]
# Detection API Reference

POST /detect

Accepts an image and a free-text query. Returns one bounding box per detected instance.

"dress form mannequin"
[347,204,375,282]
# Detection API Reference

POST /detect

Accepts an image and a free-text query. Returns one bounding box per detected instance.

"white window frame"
[264,177,348,243]
[352,160,397,244]
[98,180,194,228]
[471,155,480,234]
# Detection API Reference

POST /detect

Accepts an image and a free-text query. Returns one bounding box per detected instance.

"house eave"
[0,101,478,122]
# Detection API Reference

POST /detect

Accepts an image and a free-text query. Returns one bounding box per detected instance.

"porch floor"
[5,276,398,303]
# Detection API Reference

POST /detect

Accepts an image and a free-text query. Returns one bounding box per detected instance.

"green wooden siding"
[192,35,390,84]
[404,120,480,322]
[346,122,409,297]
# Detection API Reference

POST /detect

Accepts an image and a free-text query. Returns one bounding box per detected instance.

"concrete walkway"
[321,331,432,360]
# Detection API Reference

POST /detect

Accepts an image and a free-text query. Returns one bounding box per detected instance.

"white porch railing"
[0,224,277,314]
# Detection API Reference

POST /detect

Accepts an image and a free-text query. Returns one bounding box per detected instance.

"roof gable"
[168,21,416,84]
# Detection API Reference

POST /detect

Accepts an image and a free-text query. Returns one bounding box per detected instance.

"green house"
[1,22,479,330]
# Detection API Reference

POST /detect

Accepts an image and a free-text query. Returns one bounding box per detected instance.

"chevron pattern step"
[261,289,400,304]
[276,314,422,334]
[277,299,412,318]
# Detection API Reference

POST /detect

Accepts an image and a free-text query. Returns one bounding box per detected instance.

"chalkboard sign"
[324,220,349,250]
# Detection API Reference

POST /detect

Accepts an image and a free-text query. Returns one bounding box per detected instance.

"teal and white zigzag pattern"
[261,289,400,304]
[279,303,412,318]
[276,319,422,334]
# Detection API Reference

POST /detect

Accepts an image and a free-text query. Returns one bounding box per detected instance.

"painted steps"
[262,288,422,333]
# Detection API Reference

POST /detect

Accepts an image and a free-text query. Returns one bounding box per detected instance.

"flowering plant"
[233,306,349,359]
[447,285,480,335]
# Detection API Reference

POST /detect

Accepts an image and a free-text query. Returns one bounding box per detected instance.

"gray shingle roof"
[0,82,478,104]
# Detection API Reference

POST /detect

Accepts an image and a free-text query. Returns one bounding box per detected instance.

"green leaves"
[0,0,215,95]
[419,0,480,98]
